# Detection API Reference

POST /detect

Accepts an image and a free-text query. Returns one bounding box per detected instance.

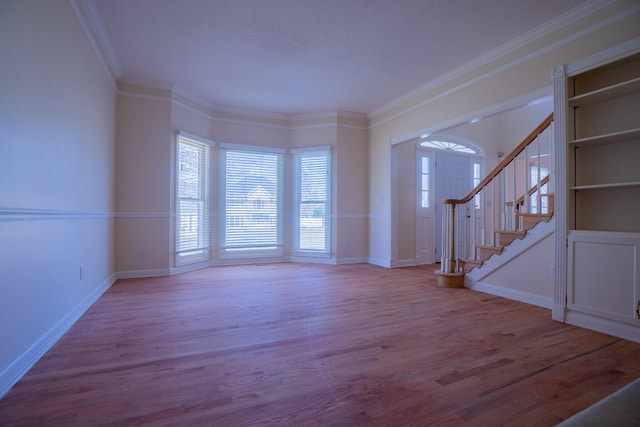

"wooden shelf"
[569,76,640,107]
[570,127,640,146]
[571,181,640,191]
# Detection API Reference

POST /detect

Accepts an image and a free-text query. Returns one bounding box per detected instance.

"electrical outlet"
[142,247,149,257]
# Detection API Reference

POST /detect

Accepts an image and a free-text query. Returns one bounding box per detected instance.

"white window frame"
[175,131,213,266]
[292,146,331,256]
[219,143,285,259]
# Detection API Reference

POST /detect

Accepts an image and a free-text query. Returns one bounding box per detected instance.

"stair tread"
[497,230,526,235]
[476,245,503,252]
[517,212,553,217]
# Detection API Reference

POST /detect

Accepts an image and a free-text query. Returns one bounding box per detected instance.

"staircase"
[461,194,554,273]
[436,113,554,287]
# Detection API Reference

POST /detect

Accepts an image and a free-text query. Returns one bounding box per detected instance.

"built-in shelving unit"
[570,127,640,146]
[553,37,640,343]
[568,76,640,107]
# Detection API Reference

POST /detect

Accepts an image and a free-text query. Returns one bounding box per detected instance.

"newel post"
[436,200,464,288]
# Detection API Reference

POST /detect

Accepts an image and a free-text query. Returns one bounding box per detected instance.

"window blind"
[176,134,211,262]
[294,149,330,253]
[221,147,283,256]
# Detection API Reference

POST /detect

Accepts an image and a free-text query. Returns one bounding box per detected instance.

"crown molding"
[369,0,615,121]
[372,0,638,130]
[566,35,640,76]
[69,0,122,88]
[389,86,552,145]
[291,110,368,130]
[119,79,369,131]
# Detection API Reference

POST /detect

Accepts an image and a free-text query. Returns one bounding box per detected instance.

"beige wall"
[2,0,639,400]
[370,1,640,267]
[0,0,116,395]
[335,125,368,263]
[115,95,172,275]
[393,98,553,266]
[113,96,369,272]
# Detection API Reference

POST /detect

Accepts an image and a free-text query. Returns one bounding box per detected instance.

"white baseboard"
[210,256,289,267]
[116,268,171,279]
[290,255,335,265]
[565,310,640,344]
[470,281,553,309]
[367,257,391,268]
[552,304,566,322]
[336,257,368,265]
[0,273,116,399]
[170,260,212,275]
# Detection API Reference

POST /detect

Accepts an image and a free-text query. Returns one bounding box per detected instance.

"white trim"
[336,213,369,220]
[290,145,331,155]
[367,257,391,268]
[337,257,369,265]
[207,114,291,130]
[0,208,114,221]
[370,0,617,122]
[115,268,171,279]
[219,142,286,154]
[565,311,640,344]
[118,90,172,104]
[291,110,366,122]
[418,134,485,157]
[115,212,172,219]
[170,260,212,276]
[210,257,289,267]
[206,100,290,122]
[390,87,553,145]
[68,0,121,90]
[565,36,640,76]
[470,281,553,309]
[0,273,115,399]
[397,259,417,267]
[291,255,337,265]
[177,131,215,147]
[120,85,293,130]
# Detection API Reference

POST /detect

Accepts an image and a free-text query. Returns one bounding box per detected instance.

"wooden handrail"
[515,174,551,207]
[443,113,553,205]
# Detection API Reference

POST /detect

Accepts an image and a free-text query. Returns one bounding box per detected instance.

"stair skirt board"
[465,217,555,287]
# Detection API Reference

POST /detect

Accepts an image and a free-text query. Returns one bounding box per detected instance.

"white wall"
[0,0,116,396]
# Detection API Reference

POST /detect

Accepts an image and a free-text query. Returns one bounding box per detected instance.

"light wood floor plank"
[1,263,639,426]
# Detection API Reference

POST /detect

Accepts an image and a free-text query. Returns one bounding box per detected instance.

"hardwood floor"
[1,263,639,426]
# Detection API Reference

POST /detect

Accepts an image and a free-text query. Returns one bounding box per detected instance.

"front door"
[434,153,471,262]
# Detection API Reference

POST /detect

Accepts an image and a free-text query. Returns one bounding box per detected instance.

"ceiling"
[94,0,588,116]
